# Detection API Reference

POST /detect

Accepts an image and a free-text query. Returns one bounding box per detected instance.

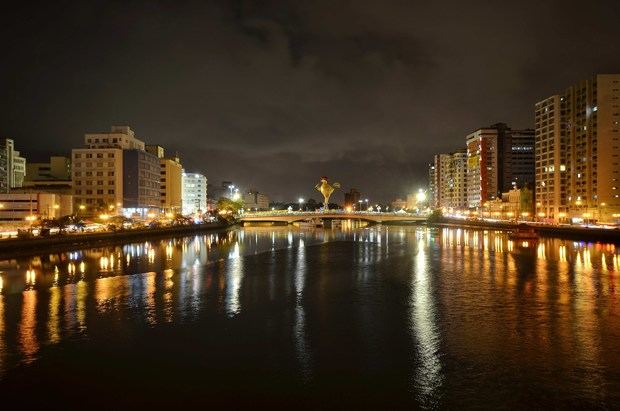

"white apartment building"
[182,172,207,214]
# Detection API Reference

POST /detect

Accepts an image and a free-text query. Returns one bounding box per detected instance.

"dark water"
[0,225,619,408]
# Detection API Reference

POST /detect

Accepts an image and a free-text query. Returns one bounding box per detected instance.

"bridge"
[238,211,427,225]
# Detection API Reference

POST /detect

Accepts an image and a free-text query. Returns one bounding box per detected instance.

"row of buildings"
[0,126,209,224]
[429,123,535,212]
[428,74,620,223]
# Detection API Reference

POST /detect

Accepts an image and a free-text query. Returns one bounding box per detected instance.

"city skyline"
[1,1,619,201]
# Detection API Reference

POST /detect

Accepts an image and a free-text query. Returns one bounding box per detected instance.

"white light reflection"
[294,238,312,379]
[410,237,442,404]
[226,242,243,316]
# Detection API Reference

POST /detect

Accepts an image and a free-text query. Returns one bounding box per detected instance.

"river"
[0,224,618,408]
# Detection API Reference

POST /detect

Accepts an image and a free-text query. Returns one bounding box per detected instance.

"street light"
[416,189,426,203]
[298,198,305,211]
[228,185,235,197]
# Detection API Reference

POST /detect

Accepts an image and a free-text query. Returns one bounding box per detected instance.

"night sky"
[1,0,619,202]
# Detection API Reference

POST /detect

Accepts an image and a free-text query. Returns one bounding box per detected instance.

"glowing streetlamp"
[416,189,426,203]
[298,198,305,211]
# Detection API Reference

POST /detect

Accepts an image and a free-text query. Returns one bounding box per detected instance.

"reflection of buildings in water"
[0,292,4,373]
[48,285,61,344]
[19,290,38,363]
[163,269,174,323]
[143,272,157,325]
[76,280,88,332]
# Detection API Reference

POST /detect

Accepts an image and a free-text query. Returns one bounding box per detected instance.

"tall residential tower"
[535,74,620,222]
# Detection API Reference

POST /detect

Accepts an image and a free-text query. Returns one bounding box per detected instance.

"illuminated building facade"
[536,74,620,222]
[182,172,207,214]
[467,123,534,209]
[243,190,270,211]
[72,126,152,215]
[146,145,183,214]
[0,139,26,193]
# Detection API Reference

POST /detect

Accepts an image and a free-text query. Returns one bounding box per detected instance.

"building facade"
[159,157,182,213]
[146,145,183,213]
[0,139,26,192]
[344,188,361,210]
[122,149,160,214]
[243,190,270,210]
[26,156,71,181]
[466,123,534,209]
[72,126,148,215]
[535,74,620,222]
[466,126,502,208]
[502,129,535,192]
[0,193,72,225]
[432,150,468,211]
[428,161,437,208]
[182,172,208,214]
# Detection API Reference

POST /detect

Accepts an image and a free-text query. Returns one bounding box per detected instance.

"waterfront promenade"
[433,217,620,243]
[0,221,231,258]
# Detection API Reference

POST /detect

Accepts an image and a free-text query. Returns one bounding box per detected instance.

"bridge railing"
[240,210,426,218]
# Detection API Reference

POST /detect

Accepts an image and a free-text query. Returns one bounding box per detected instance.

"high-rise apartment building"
[428,161,437,208]
[431,150,468,210]
[122,149,160,212]
[146,145,183,213]
[535,74,620,222]
[0,139,26,192]
[466,123,534,209]
[182,172,208,214]
[72,126,157,215]
[447,150,468,209]
[502,129,535,192]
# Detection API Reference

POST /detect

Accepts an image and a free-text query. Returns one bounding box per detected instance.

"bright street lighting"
[416,189,426,203]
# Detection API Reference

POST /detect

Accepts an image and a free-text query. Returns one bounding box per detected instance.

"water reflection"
[0,225,618,406]
[411,235,442,405]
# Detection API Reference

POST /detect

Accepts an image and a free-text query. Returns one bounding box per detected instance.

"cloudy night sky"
[1,0,619,202]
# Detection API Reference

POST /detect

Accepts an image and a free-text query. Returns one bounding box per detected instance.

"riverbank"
[429,217,620,243]
[0,221,233,259]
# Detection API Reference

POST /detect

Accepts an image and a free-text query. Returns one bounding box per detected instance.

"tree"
[306,198,319,211]
[427,209,443,223]
[217,197,243,214]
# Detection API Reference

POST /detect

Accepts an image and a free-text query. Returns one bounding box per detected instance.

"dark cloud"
[1,0,619,202]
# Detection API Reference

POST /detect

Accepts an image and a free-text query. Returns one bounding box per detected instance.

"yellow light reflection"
[19,290,39,362]
[48,286,61,343]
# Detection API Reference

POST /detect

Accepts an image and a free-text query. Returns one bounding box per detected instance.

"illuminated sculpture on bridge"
[315,176,340,210]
